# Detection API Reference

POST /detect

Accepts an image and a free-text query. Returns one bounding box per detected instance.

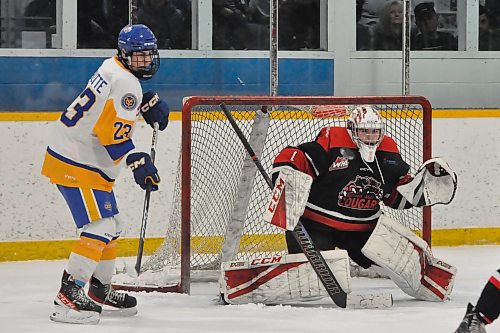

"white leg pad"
[361,215,456,301]
[220,250,351,305]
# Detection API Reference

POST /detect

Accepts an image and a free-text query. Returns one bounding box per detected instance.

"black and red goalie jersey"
[271,126,414,233]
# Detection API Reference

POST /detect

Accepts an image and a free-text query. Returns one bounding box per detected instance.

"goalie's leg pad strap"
[220,250,351,305]
[361,215,456,301]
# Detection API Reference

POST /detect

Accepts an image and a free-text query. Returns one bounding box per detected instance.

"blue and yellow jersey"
[41,56,142,192]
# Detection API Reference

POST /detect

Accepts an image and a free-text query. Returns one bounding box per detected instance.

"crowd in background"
[212,0,320,50]
[77,0,192,49]
[479,3,500,50]
[3,0,500,51]
[357,0,458,50]
[357,0,500,51]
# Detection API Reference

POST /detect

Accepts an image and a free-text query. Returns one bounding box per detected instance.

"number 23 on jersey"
[60,87,96,127]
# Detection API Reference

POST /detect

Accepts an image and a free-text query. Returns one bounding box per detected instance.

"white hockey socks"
[361,214,456,301]
[220,250,351,305]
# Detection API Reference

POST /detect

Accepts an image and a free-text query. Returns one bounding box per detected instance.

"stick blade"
[347,293,393,309]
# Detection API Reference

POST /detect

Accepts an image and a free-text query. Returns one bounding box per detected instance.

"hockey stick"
[135,122,160,275]
[219,103,348,308]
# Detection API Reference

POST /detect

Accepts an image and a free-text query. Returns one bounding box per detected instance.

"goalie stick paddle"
[135,122,159,275]
[219,103,348,308]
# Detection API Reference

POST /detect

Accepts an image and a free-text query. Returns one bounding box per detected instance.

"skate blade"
[101,305,138,317]
[50,305,100,324]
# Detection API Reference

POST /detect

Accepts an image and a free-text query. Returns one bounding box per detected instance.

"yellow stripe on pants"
[81,188,101,222]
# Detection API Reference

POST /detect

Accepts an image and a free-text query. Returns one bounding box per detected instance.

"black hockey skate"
[454,303,487,333]
[50,270,102,324]
[88,276,138,317]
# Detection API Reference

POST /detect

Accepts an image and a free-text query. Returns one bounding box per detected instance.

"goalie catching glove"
[397,157,457,207]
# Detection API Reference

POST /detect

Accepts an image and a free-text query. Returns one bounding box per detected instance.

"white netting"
[123,98,429,288]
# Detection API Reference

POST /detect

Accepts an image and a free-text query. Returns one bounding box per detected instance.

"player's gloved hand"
[140,91,169,131]
[126,152,160,191]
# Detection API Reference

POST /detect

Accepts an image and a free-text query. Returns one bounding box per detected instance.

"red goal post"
[114,95,432,295]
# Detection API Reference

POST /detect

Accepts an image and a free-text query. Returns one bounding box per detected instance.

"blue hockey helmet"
[117,24,160,80]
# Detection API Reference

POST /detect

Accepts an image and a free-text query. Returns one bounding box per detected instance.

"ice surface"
[0,246,498,333]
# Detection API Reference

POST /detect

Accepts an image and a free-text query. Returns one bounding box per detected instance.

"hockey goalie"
[220,105,458,306]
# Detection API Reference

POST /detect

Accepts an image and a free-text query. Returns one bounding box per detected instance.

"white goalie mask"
[347,105,385,162]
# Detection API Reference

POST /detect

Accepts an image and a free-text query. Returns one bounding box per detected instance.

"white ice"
[1,246,498,333]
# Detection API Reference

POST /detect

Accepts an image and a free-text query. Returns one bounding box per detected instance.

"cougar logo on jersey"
[121,93,138,111]
[329,156,349,171]
[338,175,383,210]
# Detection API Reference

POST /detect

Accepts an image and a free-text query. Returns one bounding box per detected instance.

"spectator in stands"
[373,1,403,50]
[485,0,500,30]
[412,2,457,51]
[77,0,128,49]
[278,0,320,50]
[356,0,373,50]
[245,0,269,50]
[213,0,250,49]
[138,0,191,49]
[479,5,500,51]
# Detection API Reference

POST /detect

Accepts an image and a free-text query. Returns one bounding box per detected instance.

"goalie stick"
[220,103,348,308]
[135,122,160,275]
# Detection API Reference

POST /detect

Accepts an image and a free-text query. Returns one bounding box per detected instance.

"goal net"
[113,96,432,294]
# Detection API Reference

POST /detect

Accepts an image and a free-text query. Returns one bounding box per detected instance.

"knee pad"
[80,217,117,243]
[113,214,123,239]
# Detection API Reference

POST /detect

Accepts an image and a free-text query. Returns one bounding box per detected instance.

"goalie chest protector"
[273,127,411,231]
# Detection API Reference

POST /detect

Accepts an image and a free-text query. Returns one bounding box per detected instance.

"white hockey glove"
[397,157,457,207]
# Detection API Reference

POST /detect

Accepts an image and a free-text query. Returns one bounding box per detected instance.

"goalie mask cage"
[113,95,432,294]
